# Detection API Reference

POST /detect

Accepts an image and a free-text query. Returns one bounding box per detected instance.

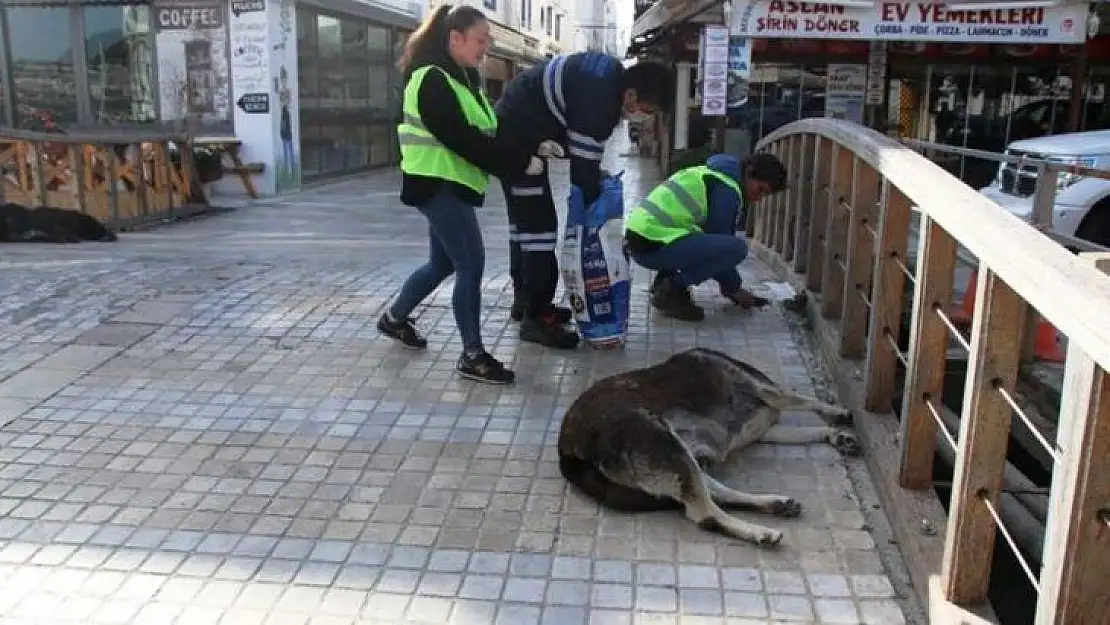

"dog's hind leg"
[682,470,786,547]
[704,474,801,517]
[600,415,786,547]
[760,425,861,456]
[757,389,853,426]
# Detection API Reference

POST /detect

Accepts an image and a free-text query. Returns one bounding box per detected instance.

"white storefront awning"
[631,0,722,40]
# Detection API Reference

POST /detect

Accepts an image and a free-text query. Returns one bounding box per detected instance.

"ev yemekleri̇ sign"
[730,1,1088,43]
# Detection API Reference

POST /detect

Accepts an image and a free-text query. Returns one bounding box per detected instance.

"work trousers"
[502,160,560,317]
[632,232,748,293]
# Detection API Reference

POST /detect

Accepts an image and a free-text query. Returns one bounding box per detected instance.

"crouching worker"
[624,153,787,321]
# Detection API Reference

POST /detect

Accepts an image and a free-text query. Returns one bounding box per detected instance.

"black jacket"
[400,54,534,207]
[495,52,625,203]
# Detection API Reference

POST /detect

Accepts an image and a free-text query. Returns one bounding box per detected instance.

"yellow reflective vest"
[626,165,743,244]
[397,65,498,195]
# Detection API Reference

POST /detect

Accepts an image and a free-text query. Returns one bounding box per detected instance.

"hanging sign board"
[866,42,887,105]
[700,25,730,116]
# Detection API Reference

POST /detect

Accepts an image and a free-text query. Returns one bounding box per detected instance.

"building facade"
[0,0,585,199]
[725,0,1106,188]
[630,0,1109,187]
[0,0,426,196]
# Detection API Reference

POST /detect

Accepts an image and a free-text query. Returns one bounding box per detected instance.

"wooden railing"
[751,119,1110,624]
[0,127,207,230]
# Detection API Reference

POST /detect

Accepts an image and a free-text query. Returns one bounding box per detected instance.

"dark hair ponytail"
[397,4,486,75]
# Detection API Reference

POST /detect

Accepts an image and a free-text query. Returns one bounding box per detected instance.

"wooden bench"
[193,136,265,198]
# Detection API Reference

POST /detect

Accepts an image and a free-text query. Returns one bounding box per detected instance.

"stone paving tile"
[0,136,919,624]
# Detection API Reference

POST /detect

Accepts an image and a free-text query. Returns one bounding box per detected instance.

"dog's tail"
[559,454,681,512]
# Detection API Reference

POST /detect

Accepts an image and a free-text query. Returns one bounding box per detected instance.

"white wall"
[572,0,609,52]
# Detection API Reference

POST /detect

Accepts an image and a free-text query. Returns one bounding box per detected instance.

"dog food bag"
[560,172,632,349]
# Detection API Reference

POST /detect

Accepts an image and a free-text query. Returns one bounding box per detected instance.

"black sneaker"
[520,312,581,349]
[377,312,428,349]
[651,279,705,322]
[457,351,515,384]
[510,300,573,323]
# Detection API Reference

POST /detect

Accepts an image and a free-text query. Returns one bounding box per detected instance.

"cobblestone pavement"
[0,140,918,624]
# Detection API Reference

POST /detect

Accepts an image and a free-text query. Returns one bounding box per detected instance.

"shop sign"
[237,93,269,114]
[826,63,866,123]
[155,1,224,30]
[730,1,1088,44]
[230,0,265,17]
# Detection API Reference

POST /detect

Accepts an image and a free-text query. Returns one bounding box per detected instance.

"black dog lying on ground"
[0,202,117,243]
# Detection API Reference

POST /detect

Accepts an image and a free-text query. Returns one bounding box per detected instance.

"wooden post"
[748,163,760,242]
[899,215,957,489]
[106,149,121,225]
[781,134,803,262]
[161,142,177,212]
[67,145,87,214]
[864,185,913,413]
[1035,252,1110,625]
[792,134,816,274]
[133,143,150,218]
[757,143,776,246]
[941,269,1026,605]
[841,161,882,359]
[805,138,830,292]
[820,148,855,319]
[769,138,789,252]
[28,142,46,207]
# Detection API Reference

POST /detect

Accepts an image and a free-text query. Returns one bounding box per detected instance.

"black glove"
[599,168,612,180]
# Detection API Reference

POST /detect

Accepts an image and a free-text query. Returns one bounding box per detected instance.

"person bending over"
[625,153,787,321]
[495,53,674,348]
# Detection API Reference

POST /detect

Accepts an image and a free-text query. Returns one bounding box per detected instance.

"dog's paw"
[828,430,861,456]
[755,529,784,548]
[769,498,802,518]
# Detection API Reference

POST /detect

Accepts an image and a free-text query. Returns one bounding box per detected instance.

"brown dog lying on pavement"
[558,347,859,548]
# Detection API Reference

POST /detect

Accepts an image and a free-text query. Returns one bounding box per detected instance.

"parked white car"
[979,130,1110,248]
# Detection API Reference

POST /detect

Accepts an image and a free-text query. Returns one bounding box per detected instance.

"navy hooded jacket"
[495,52,625,203]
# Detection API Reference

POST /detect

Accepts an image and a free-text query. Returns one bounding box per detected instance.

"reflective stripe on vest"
[397,66,498,195]
[625,166,741,244]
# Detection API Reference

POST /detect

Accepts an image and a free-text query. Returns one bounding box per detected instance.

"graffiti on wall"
[272,0,300,191]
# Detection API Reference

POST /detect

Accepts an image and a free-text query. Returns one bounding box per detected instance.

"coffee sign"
[156,2,224,30]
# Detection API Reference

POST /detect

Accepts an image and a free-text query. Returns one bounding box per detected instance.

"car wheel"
[1073,198,1110,251]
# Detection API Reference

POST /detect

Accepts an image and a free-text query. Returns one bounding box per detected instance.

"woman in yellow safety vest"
[379,4,554,385]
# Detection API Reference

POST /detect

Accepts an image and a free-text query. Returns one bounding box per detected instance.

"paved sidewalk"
[0,139,916,624]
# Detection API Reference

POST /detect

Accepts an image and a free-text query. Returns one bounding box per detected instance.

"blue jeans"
[390,188,486,352]
[632,233,748,293]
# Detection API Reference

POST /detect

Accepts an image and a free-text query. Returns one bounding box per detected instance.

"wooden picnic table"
[193,136,264,198]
